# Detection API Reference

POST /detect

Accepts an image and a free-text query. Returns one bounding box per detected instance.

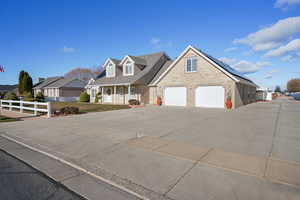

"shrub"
[3,92,18,100]
[0,92,6,99]
[23,92,34,101]
[79,92,90,102]
[59,107,79,115]
[35,91,45,102]
[128,99,140,105]
[95,92,102,103]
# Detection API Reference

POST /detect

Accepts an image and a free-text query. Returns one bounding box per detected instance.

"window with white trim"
[124,61,133,76]
[106,63,115,77]
[186,57,197,72]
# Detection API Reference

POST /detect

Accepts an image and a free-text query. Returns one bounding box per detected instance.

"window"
[124,61,133,75]
[130,86,136,95]
[186,58,197,72]
[106,63,115,77]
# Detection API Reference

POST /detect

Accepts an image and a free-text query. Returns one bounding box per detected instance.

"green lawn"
[51,102,130,113]
[0,115,19,123]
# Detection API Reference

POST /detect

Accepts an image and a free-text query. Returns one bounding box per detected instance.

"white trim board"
[151,45,239,86]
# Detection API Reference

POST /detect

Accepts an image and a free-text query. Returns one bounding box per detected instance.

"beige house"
[86,45,257,108]
[33,77,86,101]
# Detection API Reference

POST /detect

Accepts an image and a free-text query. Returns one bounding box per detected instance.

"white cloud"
[232,61,270,74]
[219,57,236,65]
[63,46,74,53]
[150,38,172,48]
[224,47,237,52]
[275,0,300,9]
[234,16,300,51]
[281,52,300,61]
[264,38,300,57]
[264,69,279,79]
[265,75,273,79]
[219,57,270,74]
[150,38,161,46]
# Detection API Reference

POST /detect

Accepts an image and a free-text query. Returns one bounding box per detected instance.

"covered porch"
[89,84,146,104]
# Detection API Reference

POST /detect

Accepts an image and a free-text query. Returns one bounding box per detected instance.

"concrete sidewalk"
[0,136,141,200]
[0,108,46,120]
[1,98,300,199]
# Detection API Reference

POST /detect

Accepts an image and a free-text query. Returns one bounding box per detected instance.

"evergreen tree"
[274,86,281,93]
[18,70,25,95]
[18,71,33,96]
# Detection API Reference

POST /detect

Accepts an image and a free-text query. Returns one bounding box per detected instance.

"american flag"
[0,65,4,72]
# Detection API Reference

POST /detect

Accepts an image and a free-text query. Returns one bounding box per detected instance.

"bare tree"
[65,67,95,82]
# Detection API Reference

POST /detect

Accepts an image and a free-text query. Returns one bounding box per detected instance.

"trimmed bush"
[3,92,18,100]
[59,107,79,115]
[23,92,34,101]
[128,99,140,105]
[35,91,45,102]
[79,92,90,102]
[95,92,102,103]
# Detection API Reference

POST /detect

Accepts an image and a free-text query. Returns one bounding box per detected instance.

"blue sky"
[1,0,300,90]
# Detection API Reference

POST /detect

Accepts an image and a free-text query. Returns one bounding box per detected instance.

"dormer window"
[124,61,133,76]
[106,63,115,77]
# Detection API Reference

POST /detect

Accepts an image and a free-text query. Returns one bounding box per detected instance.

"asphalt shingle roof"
[45,78,86,88]
[91,46,256,87]
[149,60,173,85]
[92,52,167,86]
[33,76,63,89]
[110,58,121,65]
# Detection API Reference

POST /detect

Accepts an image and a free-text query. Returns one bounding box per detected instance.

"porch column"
[114,85,117,104]
[128,84,131,100]
[101,87,104,103]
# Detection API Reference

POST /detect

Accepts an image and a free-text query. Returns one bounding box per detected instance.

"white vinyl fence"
[0,100,51,118]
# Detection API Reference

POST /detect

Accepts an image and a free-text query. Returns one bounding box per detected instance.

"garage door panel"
[195,86,224,108]
[164,87,187,106]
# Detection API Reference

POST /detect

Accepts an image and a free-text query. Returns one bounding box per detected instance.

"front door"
[104,87,113,103]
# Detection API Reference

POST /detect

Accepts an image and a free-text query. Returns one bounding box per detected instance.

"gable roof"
[149,60,173,85]
[119,55,147,66]
[91,52,169,86]
[151,45,257,87]
[33,76,63,89]
[103,58,121,67]
[45,78,86,88]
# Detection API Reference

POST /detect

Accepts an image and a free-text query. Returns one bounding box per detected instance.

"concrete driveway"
[1,97,300,199]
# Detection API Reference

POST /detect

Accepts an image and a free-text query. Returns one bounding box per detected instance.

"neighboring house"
[33,77,86,101]
[256,88,273,101]
[86,45,257,108]
[33,76,63,96]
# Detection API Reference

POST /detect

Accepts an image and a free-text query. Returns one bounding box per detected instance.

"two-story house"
[86,45,257,108]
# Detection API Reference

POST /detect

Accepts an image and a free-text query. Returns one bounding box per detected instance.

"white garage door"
[164,87,187,106]
[195,86,225,108]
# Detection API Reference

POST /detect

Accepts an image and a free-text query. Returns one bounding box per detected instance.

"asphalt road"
[0,150,85,200]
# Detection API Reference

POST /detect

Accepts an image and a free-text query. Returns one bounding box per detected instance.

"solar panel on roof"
[204,53,253,83]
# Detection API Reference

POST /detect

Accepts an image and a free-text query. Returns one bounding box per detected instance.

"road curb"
[1,134,149,200]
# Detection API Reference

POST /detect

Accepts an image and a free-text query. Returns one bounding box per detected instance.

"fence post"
[34,102,37,115]
[20,101,23,113]
[47,102,51,118]
[9,101,12,111]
